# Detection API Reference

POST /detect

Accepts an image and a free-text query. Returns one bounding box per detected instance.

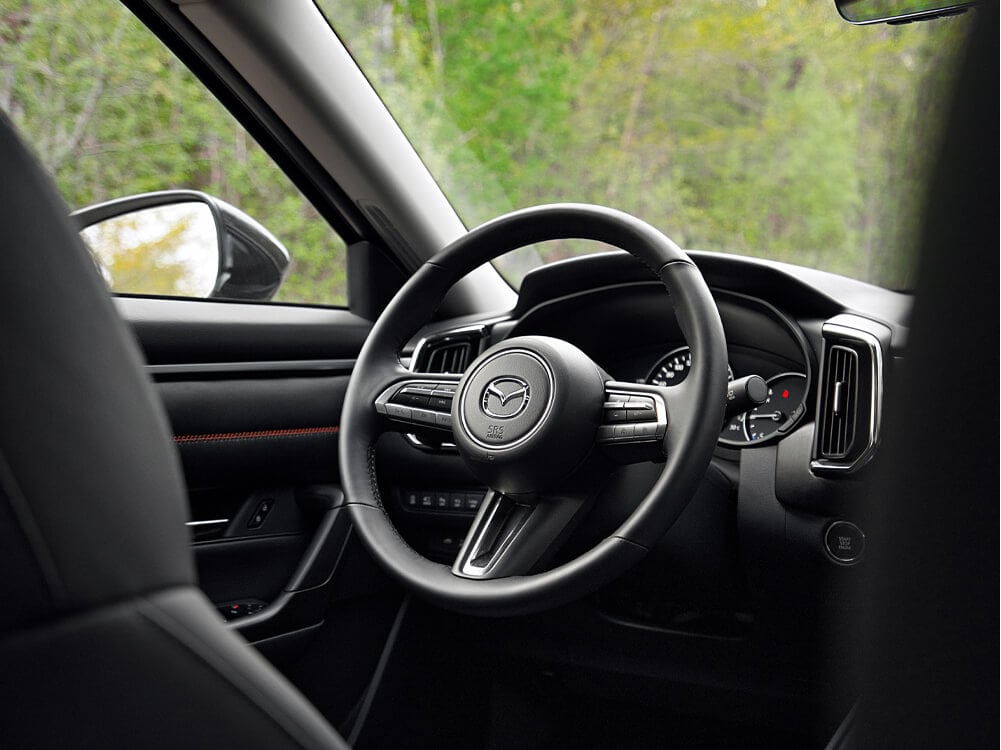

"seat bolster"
[0,586,349,750]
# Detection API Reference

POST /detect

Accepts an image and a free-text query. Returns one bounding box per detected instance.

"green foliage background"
[324,0,969,289]
[1,0,970,303]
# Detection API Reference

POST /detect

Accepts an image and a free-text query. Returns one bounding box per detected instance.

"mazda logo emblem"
[481,376,531,419]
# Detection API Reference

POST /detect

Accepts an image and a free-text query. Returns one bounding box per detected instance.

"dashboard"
[393,247,908,513]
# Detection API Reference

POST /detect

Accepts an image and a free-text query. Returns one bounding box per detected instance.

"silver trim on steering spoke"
[451,490,531,579]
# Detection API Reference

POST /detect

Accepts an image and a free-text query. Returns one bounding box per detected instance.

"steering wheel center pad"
[454,337,607,494]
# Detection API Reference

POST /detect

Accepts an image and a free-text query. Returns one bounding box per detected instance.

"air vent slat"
[414,328,485,374]
[820,345,859,460]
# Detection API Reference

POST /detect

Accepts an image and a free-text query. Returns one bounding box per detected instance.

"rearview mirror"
[835,0,977,25]
[72,190,290,301]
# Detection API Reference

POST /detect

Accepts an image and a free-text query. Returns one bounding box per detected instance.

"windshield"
[319,1,970,290]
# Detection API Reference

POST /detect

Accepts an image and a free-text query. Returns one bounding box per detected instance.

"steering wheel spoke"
[451,489,589,580]
[373,375,461,434]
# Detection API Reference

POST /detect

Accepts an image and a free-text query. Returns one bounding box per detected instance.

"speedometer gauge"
[646,346,733,387]
[746,373,809,442]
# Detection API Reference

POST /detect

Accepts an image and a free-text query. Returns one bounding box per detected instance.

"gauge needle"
[754,411,784,422]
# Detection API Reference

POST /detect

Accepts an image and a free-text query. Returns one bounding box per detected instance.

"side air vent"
[812,316,886,475]
[412,326,486,374]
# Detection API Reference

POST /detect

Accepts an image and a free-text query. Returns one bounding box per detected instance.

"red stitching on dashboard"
[173,426,339,444]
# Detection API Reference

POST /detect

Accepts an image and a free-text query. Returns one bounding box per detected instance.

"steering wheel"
[339,204,727,616]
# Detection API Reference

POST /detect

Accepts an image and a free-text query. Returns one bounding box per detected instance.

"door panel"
[117,297,385,670]
[159,375,348,488]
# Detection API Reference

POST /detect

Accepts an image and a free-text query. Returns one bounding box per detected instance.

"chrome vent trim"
[811,318,885,475]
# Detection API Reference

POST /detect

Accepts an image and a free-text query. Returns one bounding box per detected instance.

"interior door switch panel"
[247,498,274,529]
[217,599,266,621]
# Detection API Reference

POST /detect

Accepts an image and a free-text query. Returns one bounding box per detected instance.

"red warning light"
[781,389,789,399]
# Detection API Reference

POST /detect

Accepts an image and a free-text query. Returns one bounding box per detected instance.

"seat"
[0,112,348,748]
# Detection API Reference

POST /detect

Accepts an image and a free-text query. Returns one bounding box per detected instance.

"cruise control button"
[632,422,658,439]
[386,403,412,420]
[612,424,635,441]
[412,409,436,425]
[597,425,616,442]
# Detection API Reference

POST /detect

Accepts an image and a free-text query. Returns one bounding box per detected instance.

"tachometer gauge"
[746,373,808,442]
[646,346,733,387]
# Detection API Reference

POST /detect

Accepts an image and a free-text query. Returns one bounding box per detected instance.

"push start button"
[825,521,865,564]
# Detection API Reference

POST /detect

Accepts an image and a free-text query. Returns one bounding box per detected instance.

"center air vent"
[412,327,486,374]
[811,316,887,475]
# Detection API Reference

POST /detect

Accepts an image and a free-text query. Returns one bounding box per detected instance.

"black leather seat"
[0,113,348,748]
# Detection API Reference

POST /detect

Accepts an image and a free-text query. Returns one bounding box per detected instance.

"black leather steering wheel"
[339,204,728,616]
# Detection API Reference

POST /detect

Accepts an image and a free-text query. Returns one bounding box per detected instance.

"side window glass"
[1,3,347,306]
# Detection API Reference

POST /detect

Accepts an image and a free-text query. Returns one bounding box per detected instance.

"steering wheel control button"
[824,521,865,564]
[428,393,454,411]
[613,424,635,440]
[386,403,412,420]
[394,385,432,408]
[376,380,460,432]
[598,388,667,446]
[633,422,658,438]
[412,409,437,425]
[626,395,657,421]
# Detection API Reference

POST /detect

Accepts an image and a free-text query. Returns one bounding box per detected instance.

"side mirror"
[72,190,290,301]
[834,0,977,25]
